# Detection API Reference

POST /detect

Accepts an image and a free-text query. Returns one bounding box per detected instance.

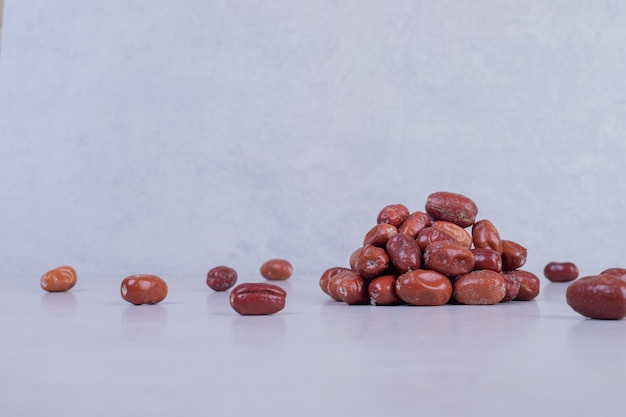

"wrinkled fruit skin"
[501,240,527,271]
[368,275,402,306]
[431,221,472,248]
[396,270,452,306]
[260,259,293,280]
[416,227,457,251]
[501,272,522,302]
[230,283,287,315]
[349,247,363,270]
[397,211,432,238]
[206,266,238,291]
[121,274,168,305]
[336,274,369,305]
[319,267,352,295]
[377,204,410,228]
[566,275,626,320]
[472,219,503,254]
[504,270,540,301]
[363,223,398,247]
[354,244,390,279]
[471,248,502,272]
[40,265,77,292]
[453,270,506,305]
[425,191,478,228]
[386,233,421,274]
[327,270,361,301]
[423,241,475,277]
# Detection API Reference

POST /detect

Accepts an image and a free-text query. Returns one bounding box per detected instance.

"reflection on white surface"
[229,315,287,349]
[121,305,168,343]
[40,292,77,317]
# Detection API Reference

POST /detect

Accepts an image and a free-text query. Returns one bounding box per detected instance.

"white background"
[1,1,626,416]
[2,0,625,280]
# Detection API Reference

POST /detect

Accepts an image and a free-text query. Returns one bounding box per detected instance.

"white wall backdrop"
[1,0,625,282]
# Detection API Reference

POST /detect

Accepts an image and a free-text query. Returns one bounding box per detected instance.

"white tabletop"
[1,274,622,417]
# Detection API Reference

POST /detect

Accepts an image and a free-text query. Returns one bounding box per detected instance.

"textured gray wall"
[1,1,625,281]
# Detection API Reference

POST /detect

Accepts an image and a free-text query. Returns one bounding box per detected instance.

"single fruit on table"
[566,274,626,320]
[543,262,578,282]
[206,265,238,291]
[40,265,77,292]
[229,283,287,315]
[121,274,168,305]
[260,259,293,280]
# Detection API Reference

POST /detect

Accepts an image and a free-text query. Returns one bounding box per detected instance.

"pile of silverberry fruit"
[319,191,540,306]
